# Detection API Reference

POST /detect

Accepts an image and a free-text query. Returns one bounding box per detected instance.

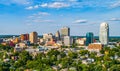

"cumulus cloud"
[1,0,120,9]
[40,2,70,8]
[74,19,88,24]
[25,5,40,10]
[24,0,120,10]
[25,6,33,10]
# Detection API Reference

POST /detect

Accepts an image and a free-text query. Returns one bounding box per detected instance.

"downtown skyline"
[0,0,120,36]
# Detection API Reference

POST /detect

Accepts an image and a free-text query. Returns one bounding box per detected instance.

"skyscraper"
[99,22,109,45]
[29,32,38,44]
[61,27,70,37]
[20,34,29,41]
[86,32,94,46]
[55,30,60,41]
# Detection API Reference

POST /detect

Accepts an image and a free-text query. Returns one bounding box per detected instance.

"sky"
[0,0,120,36]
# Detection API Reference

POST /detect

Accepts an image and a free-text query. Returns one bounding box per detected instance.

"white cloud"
[38,12,50,16]
[110,1,120,8]
[12,0,31,5]
[24,0,120,10]
[34,5,39,9]
[25,6,33,10]
[33,19,54,23]
[26,11,53,24]
[40,2,70,8]
[25,4,41,10]
[74,19,88,24]
[109,18,120,21]
[41,3,48,7]
[0,0,32,5]
[27,12,50,19]
[68,0,78,2]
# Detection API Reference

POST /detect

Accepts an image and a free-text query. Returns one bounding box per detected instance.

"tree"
[93,64,105,71]
[110,64,120,71]
[79,50,89,56]
[19,51,32,63]
[77,64,88,71]
[14,60,24,68]
[60,51,66,58]
[89,52,97,59]
[47,49,60,57]
[68,51,78,59]
[61,57,73,68]
[0,62,11,71]
[71,43,78,48]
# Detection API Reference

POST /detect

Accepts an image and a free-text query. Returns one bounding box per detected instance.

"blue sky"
[0,0,120,36]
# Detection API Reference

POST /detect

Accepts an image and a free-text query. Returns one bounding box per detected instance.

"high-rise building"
[63,36,73,46]
[86,32,94,46]
[55,31,60,41]
[20,34,29,41]
[29,32,38,44]
[61,27,70,37]
[99,22,109,45]
[43,33,53,41]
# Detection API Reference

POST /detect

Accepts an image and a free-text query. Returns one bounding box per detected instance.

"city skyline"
[0,0,120,36]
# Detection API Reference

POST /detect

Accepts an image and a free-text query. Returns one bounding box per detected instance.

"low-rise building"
[19,42,27,48]
[116,42,120,46]
[13,37,20,43]
[0,39,3,43]
[1,42,8,46]
[14,44,23,52]
[88,43,103,52]
[76,38,86,46]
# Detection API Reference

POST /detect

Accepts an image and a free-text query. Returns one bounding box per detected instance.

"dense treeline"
[0,44,120,71]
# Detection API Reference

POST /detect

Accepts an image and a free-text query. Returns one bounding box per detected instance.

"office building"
[43,33,53,41]
[86,32,94,46]
[99,22,109,45]
[20,34,29,41]
[29,32,38,44]
[55,31,60,41]
[61,27,70,37]
[63,36,73,46]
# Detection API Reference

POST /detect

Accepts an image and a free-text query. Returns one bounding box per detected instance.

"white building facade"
[99,22,109,45]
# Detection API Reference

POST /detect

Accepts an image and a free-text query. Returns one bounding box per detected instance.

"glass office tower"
[86,32,94,46]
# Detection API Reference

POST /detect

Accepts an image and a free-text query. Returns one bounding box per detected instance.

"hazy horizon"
[0,0,120,36]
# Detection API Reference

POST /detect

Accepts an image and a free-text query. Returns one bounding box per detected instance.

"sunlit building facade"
[61,27,70,37]
[99,22,109,45]
[29,32,38,44]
